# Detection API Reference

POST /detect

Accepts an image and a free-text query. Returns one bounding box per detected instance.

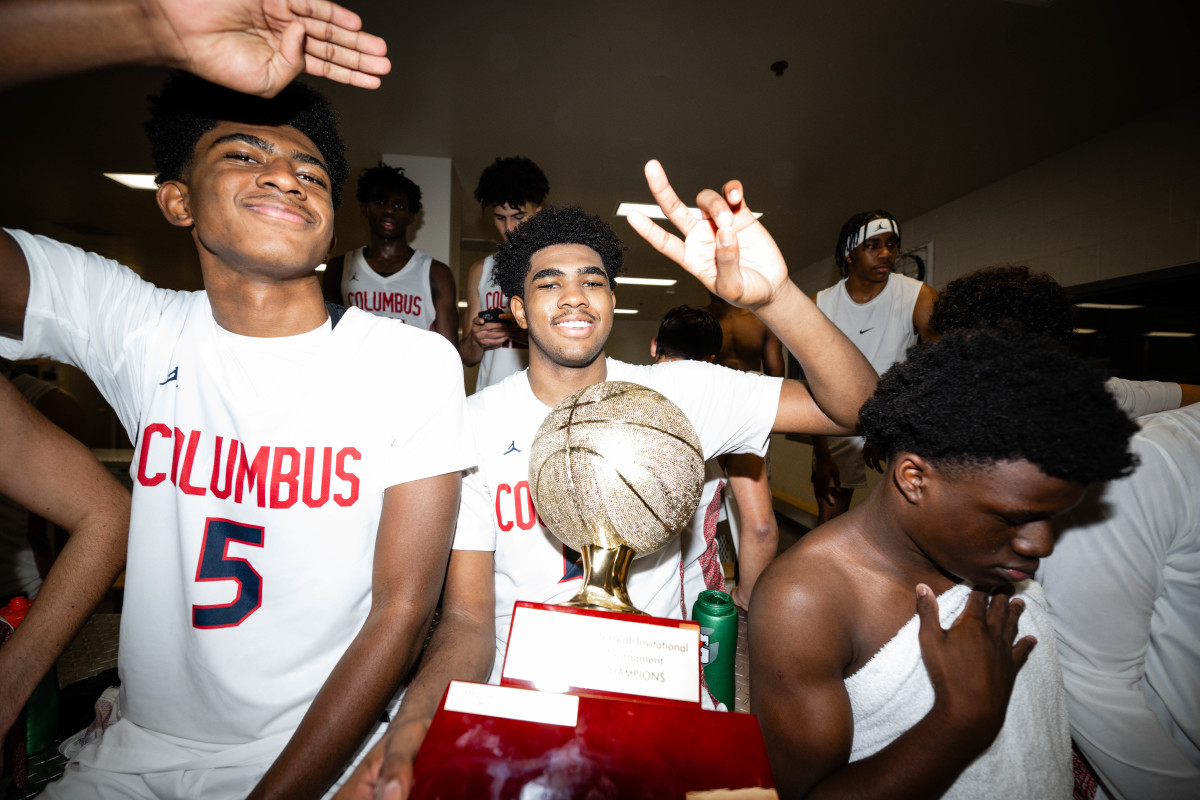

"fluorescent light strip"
[615,277,677,287]
[1143,331,1196,338]
[104,172,158,190]
[1072,328,1097,335]
[613,308,638,315]
[1074,303,1143,310]
[615,202,762,220]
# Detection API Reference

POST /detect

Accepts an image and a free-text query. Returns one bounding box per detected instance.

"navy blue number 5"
[193,517,265,629]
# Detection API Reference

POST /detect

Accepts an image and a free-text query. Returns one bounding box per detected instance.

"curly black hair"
[859,325,1137,484]
[930,265,1075,343]
[493,206,625,300]
[146,72,349,208]
[655,305,723,362]
[474,156,550,212]
[835,209,898,275]
[355,163,422,213]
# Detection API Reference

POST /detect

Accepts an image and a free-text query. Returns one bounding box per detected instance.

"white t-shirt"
[474,255,528,392]
[1040,405,1200,800]
[1,229,472,775]
[451,357,782,683]
[1105,377,1183,419]
[340,246,437,330]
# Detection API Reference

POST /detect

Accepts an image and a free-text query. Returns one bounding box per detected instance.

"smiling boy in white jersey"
[336,160,878,800]
[0,3,473,798]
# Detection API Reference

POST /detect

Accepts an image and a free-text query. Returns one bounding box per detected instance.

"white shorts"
[814,434,868,490]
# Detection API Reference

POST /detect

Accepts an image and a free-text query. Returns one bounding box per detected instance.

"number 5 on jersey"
[193,517,265,628]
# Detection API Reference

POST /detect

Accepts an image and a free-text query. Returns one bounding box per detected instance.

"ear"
[359,200,370,217]
[649,339,658,359]
[157,181,193,228]
[704,354,717,363]
[510,295,528,330]
[892,453,931,505]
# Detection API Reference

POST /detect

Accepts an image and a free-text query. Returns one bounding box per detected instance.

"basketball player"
[459,157,549,390]
[651,305,779,610]
[0,4,472,799]
[321,164,458,345]
[336,162,878,800]
[750,327,1137,799]
[811,210,938,524]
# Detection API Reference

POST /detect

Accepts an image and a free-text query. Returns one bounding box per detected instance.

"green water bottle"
[692,589,737,709]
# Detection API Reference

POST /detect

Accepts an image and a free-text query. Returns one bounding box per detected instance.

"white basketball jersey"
[475,255,529,392]
[816,272,923,375]
[340,246,437,330]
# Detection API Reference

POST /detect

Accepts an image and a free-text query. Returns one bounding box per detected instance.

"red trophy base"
[412,603,776,798]
[412,681,776,799]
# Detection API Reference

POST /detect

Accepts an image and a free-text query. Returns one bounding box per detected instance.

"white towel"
[844,580,1071,799]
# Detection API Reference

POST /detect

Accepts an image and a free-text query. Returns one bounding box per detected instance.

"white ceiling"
[1,0,1197,321]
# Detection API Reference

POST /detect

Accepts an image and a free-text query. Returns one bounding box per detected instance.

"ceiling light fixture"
[613,308,638,315]
[615,203,762,220]
[104,172,158,190]
[615,277,677,287]
[1143,331,1196,338]
[1074,302,1143,310]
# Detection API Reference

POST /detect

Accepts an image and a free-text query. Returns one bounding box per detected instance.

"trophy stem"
[562,543,647,615]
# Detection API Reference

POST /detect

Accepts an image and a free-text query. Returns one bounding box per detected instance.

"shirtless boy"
[750,326,1137,799]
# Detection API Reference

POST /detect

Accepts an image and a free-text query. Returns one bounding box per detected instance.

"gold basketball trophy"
[528,380,706,615]
[414,382,779,798]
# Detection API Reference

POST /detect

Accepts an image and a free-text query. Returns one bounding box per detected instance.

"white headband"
[843,217,900,258]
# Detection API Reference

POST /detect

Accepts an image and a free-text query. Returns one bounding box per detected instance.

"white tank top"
[340,246,436,330]
[475,255,528,391]
[816,273,923,374]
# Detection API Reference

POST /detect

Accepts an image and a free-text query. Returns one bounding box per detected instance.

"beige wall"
[774,96,1200,512]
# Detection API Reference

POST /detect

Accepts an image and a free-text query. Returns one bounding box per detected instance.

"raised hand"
[916,584,1035,751]
[626,159,788,311]
[152,0,391,96]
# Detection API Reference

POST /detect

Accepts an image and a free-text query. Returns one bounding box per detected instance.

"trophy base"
[413,681,777,800]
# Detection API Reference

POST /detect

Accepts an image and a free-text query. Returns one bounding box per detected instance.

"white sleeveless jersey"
[2,229,472,776]
[340,246,437,330]
[816,272,923,375]
[475,255,529,392]
[451,358,782,683]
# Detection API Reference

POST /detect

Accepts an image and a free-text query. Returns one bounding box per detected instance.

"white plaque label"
[502,604,700,704]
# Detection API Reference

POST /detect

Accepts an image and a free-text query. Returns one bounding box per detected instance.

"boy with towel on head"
[750,326,1138,799]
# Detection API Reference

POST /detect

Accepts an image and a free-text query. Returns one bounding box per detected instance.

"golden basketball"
[529,381,705,555]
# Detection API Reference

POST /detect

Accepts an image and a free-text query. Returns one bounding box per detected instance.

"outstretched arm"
[0,379,130,752]
[0,0,390,96]
[248,472,460,800]
[333,548,497,800]
[628,160,876,435]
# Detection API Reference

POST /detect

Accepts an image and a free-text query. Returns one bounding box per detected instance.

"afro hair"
[355,163,422,213]
[492,205,625,300]
[146,72,348,208]
[655,305,723,362]
[474,156,550,212]
[930,265,1075,343]
[859,324,1137,484]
